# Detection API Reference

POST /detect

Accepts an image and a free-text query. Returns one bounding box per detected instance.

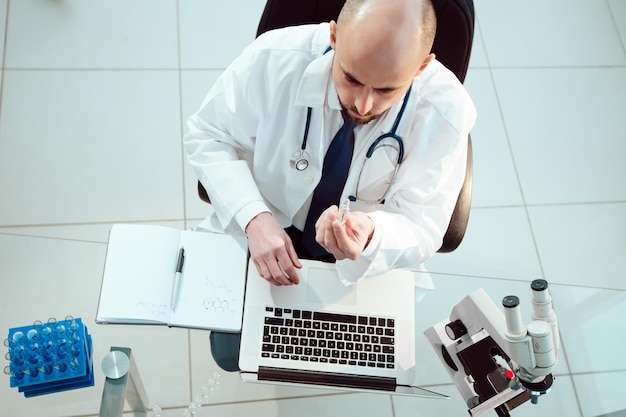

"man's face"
[330,36,422,126]
[332,58,413,125]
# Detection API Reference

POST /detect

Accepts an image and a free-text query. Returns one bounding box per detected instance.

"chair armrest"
[437,134,473,253]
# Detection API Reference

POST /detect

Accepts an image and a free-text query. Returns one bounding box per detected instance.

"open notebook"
[96,224,248,332]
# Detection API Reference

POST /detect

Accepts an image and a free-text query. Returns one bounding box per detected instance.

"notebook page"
[97,224,181,324]
[169,231,248,331]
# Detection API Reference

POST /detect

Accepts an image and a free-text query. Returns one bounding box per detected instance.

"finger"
[266,260,293,286]
[277,254,300,285]
[253,259,269,280]
[254,258,283,286]
[314,208,335,249]
[267,277,283,286]
[284,235,303,270]
[331,220,351,258]
[332,218,351,245]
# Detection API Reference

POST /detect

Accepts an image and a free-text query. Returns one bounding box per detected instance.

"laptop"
[238,259,447,398]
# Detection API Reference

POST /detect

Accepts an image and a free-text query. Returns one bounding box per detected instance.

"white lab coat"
[184,23,476,286]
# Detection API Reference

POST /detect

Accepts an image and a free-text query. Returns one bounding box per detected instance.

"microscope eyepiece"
[531,279,548,292]
[502,295,519,308]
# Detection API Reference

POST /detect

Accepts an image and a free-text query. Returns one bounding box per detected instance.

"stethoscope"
[290,86,411,204]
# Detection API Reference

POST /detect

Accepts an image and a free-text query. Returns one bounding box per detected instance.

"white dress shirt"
[184,23,476,286]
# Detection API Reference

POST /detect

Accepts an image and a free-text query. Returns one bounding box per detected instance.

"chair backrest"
[256,0,474,82]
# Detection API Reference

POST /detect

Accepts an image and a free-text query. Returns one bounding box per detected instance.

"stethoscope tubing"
[293,86,411,172]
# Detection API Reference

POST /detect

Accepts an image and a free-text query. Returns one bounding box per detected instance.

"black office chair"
[198,0,475,253]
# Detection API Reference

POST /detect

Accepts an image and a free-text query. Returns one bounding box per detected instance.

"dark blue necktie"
[302,112,356,258]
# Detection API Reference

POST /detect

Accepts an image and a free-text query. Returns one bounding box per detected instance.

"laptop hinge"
[258,366,397,391]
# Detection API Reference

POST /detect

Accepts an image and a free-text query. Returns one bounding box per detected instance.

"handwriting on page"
[202,276,237,314]
[135,302,169,318]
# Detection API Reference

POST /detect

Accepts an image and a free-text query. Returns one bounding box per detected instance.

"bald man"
[186,0,475,287]
[186,0,475,371]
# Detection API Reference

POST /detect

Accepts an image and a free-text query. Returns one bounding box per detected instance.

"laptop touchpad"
[306,267,357,306]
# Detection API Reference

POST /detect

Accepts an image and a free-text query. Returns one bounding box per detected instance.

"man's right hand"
[245,212,302,286]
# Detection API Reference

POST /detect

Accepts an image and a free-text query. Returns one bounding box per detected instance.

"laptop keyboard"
[261,306,395,369]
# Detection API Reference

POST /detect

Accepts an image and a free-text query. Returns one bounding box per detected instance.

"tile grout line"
[174,2,194,405]
[0,0,10,123]
[2,65,625,72]
[606,0,626,56]
[175,0,189,234]
[3,199,625,231]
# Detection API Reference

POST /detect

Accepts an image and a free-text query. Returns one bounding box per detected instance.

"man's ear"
[329,20,337,49]
[415,53,436,77]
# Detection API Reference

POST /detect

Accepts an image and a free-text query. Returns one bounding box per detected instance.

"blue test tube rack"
[4,317,94,397]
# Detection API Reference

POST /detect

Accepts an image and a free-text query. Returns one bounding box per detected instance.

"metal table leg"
[99,346,149,417]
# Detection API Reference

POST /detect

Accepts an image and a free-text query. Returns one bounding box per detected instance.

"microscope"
[424,280,559,417]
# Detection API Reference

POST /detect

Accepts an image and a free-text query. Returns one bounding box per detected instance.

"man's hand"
[314,206,374,260]
[245,212,302,286]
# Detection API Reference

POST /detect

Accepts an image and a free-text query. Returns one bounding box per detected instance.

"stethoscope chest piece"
[289,149,310,171]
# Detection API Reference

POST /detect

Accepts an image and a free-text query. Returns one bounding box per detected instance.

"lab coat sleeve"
[184,49,269,233]
[336,92,476,285]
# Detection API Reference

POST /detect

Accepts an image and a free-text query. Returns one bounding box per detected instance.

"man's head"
[329,0,436,125]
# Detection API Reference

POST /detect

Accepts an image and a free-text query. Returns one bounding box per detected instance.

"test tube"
[68,343,82,358]
[52,359,67,373]
[55,323,66,339]
[4,364,25,380]
[65,316,80,339]
[27,328,41,343]
[38,342,54,363]
[39,362,54,375]
[6,351,23,368]
[12,331,25,344]
[26,351,40,366]
[21,363,39,378]
[53,342,69,360]
[65,315,77,328]
[69,356,81,370]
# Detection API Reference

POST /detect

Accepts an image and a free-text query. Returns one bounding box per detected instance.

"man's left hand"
[314,205,374,260]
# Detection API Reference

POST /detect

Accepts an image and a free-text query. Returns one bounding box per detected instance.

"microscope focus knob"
[445,319,468,340]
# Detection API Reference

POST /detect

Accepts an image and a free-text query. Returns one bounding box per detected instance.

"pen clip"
[175,247,185,274]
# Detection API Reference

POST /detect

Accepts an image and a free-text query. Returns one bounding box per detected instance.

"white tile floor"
[1,0,624,416]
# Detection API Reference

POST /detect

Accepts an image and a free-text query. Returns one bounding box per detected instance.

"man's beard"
[339,98,382,125]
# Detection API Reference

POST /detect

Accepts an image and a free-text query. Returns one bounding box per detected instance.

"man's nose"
[354,89,374,116]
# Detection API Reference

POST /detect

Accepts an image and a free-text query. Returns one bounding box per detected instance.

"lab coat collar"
[295,51,342,111]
